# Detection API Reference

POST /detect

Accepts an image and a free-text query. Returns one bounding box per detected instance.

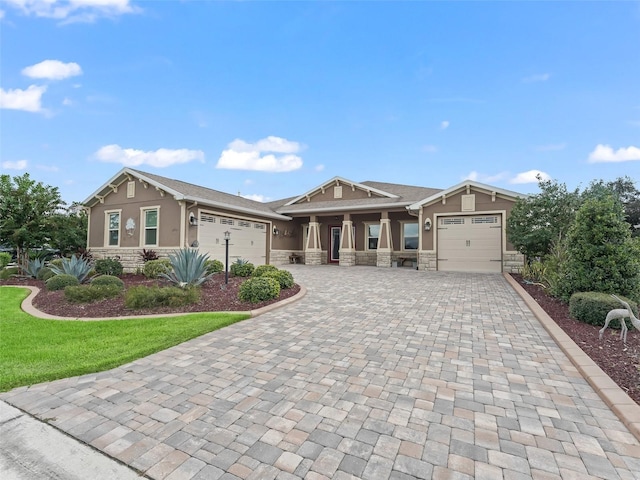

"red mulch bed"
[513,274,639,405]
[1,274,300,318]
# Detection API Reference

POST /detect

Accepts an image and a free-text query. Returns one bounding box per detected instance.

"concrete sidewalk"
[0,401,143,479]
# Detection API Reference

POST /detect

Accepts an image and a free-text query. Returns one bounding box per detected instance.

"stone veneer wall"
[339,251,356,267]
[91,248,175,273]
[270,250,305,266]
[503,252,525,273]
[418,252,437,271]
[355,251,377,266]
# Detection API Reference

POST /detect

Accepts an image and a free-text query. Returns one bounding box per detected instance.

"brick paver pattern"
[3,266,640,479]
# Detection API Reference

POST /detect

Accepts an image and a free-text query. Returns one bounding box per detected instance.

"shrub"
[252,264,278,277]
[238,277,280,303]
[94,258,123,277]
[0,252,11,269]
[521,261,547,285]
[230,259,254,277]
[0,267,18,280]
[561,196,640,301]
[264,269,294,289]
[91,275,125,289]
[64,284,123,303]
[49,255,93,283]
[125,285,200,309]
[46,274,80,291]
[569,292,639,329]
[143,259,172,278]
[205,259,224,275]
[161,248,212,287]
[37,267,55,281]
[140,249,159,262]
[49,258,63,268]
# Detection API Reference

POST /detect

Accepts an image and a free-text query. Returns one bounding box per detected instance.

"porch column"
[305,216,323,265]
[339,214,355,267]
[376,213,393,267]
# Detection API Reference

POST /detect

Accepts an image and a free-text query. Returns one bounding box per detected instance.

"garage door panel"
[437,215,502,273]
[198,213,267,266]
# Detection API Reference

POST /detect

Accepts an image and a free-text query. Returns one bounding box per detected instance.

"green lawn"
[0,287,250,392]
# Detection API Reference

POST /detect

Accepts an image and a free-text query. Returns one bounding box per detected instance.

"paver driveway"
[2,266,640,479]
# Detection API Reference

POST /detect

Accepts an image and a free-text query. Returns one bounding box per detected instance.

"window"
[143,208,158,246]
[127,181,135,198]
[106,211,120,246]
[366,224,380,250]
[402,222,419,250]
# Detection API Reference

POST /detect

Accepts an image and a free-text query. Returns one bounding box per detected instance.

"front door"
[330,226,341,263]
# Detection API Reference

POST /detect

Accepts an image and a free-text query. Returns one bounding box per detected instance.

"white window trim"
[105,209,122,247]
[364,222,380,251]
[140,206,160,247]
[399,220,419,251]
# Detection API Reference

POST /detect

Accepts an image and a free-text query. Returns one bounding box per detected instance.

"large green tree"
[0,173,65,264]
[560,195,640,301]
[506,177,581,260]
[583,176,640,236]
[48,202,88,257]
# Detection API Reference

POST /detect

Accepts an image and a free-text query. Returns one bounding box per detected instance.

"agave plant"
[49,255,93,283]
[22,258,45,278]
[160,248,212,287]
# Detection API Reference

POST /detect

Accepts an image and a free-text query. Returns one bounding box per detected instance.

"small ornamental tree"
[506,177,581,260]
[560,195,640,301]
[0,173,66,266]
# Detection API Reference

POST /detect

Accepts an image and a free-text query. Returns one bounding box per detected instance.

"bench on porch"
[396,256,415,267]
[289,254,302,264]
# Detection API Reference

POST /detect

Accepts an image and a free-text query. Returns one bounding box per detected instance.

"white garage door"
[198,213,267,266]
[437,215,502,273]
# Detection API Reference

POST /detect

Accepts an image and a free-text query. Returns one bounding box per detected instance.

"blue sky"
[1,1,639,206]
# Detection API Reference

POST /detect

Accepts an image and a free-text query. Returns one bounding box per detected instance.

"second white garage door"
[198,213,267,266]
[437,215,502,273]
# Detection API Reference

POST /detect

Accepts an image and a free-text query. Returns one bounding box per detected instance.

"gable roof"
[272,178,442,215]
[407,180,527,211]
[83,168,291,220]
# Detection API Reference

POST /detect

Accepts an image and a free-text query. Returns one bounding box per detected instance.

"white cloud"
[422,145,438,153]
[440,120,450,130]
[62,97,73,106]
[216,136,304,172]
[4,0,138,23]
[463,171,509,183]
[37,164,60,172]
[535,143,566,151]
[241,194,270,203]
[588,144,640,163]
[2,160,28,170]
[0,10,5,19]
[94,144,205,168]
[22,60,82,80]
[0,85,47,113]
[315,164,325,172]
[509,170,551,184]
[522,73,551,83]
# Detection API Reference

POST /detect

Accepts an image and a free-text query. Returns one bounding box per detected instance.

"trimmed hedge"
[238,277,280,303]
[91,275,125,289]
[64,284,123,303]
[569,292,639,329]
[252,264,278,277]
[205,259,224,275]
[46,274,80,291]
[37,267,55,282]
[230,261,254,277]
[264,269,294,289]
[125,285,200,309]
[143,259,172,278]
[94,258,124,276]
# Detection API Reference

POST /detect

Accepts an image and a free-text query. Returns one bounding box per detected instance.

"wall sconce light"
[424,218,432,231]
[189,212,198,226]
[273,226,279,236]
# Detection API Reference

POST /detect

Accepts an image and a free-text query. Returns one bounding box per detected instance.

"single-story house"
[83,168,526,273]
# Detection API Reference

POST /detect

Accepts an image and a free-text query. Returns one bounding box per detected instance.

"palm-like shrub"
[49,255,93,283]
[160,248,211,287]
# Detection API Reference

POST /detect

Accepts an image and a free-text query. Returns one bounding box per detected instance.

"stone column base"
[305,250,323,265]
[339,250,356,267]
[376,250,392,267]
